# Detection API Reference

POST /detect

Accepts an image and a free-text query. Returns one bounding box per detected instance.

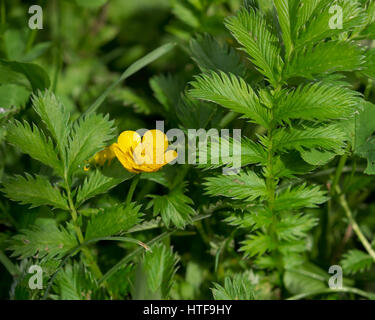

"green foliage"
[53,263,99,300]
[0,60,50,91]
[76,169,134,207]
[352,101,375,174]
[150,186,196,229]
[274,83,361,123]
[32,91,70,157]
[9,219,78,260]
[225,7,283,86]
[285,41,364,79]
[67,114,115,177]
[1,174,69,210]
[204,171,267,201]
[272,124,346,154]
[274,184,327,211]
[133,243,178,299]
[197,136,267,170]
[341,250,373,275]
[190,71,270,128]
[212,273,257,300]
[284,263,329,295]
[85,203,143,240]
[2,0,375,301]
[189,34,246,77]
[6,121,63,176]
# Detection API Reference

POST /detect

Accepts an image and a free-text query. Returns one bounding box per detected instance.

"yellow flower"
[84,145,116,171]
[112,130,177,173]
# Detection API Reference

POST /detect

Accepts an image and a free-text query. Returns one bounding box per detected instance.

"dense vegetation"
[1,0,375,300]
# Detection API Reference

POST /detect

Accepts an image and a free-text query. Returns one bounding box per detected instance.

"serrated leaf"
[67,113,114,177]
[133,243,178,300]
[197,136,267,170]
[85,203,142,240]
[274,0,293,57]
[225,8,283,86]
[6,120,63,176]
[9,219,77,260]
[274,83,361,124]
[32,91,70,156]
[150,187,196,229]
[273,124,346,154]
[274,184,327,211]
[189,33,246,77]
[53,262,98,300]
[276,212,318,241]
[341,249,373,275]
[212,273,257,300]
[76,168,134,207]
[285,41,364,80]
[1,174,69,210]
[295,0,366,47]
[204,171,267,202]
[189,71,270,128]
[240,232,274,257]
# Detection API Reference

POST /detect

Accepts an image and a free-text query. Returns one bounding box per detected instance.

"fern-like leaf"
[6,120,63,176]
[225,7,283,86]
[274,83,361,124]
[85,203,142,240]
[189,33,246,77]
[31,91,70,156]
[189,71,270,128]
[2,174,69,210]
[285,41,364,80]
[212,273,257,300]
[341,249,373,275]
[150,187,196,229]
[274,184,327,211]
[9,219,77,260]
[204,171,267,202]
[67,113,115,177]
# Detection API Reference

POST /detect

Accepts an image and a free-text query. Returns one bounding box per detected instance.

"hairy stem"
[336,185,375,262]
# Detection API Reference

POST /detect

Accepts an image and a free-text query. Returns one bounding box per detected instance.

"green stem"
[364,79,373,99]
[336,185,375,262]
[26,29,37,52]
[219,111,238,129]
[287,287,375,300]
[331,151,349,196]
[65,182,103,280]
[0,251,20,277]
[126,175,140,205]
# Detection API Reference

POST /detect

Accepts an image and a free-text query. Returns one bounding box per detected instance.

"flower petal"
[117,131,141,154]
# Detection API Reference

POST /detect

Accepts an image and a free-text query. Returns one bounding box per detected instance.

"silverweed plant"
[1,0,375,301]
